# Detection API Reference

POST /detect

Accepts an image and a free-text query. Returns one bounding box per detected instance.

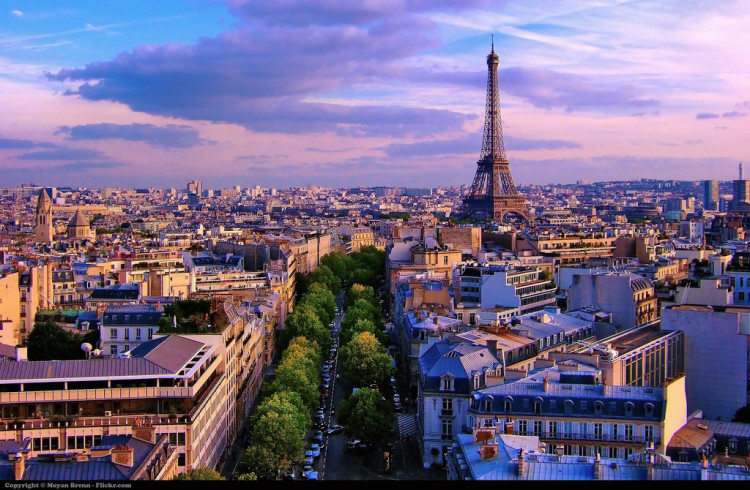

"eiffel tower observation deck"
[461,39,531,224]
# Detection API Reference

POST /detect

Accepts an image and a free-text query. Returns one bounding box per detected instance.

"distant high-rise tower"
[703,180,719,211]
[461,40,530,223]
[733,162,749,206]
[34,189,53,244]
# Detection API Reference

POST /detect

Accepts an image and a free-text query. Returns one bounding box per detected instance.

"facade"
[100,304,162,356]
[661,304,750,421]
[0,272,21,347]
[417,339,501,468]
[66,209,93,240]
[566,271,659,329]
[0,299,266,475]
[703,180,719,211]
[456,265,557,319]
[467,367,688,458]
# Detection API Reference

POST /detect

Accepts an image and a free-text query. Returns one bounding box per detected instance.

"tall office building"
[733,163,749,205]
[703,180,719,211]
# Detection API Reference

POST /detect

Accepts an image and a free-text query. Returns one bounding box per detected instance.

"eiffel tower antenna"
[460,38,531,223]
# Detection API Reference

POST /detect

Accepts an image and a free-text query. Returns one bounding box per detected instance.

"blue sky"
[0,0,748,190]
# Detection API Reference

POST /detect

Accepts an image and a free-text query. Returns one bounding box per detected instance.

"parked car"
[394,403,403,413]
[313,430,324,444]
[303,455,314,466]
[310,443,321,458]
[393,394,401,403]
[306,471,319,480]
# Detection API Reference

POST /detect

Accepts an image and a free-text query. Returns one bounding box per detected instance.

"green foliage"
[277,303,331,354]
[733,405,750,423]
[267,356,321,410]
[27,320,95,361]
[338,387,393,445]
[173,467,225,480]
[243,409,307,479]
[340,331,394,389]
[158,299,216,333]
[320,251,352,287]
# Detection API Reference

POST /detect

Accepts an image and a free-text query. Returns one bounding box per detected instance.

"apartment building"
[0,296,265,475]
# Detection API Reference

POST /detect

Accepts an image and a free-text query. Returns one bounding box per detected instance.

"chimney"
[132,421,157,444]
[504,417,513,435]
[517,449,524,477]
[111,444,134,467]
[486,339,498,359]
[593,452,601,479]
[543,376,549,392]
[479,443,498,460]
[12,452,24,480]
[433,316,439,325]
[14,346,27,362]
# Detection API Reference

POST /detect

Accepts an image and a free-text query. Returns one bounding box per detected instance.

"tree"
[338,387,393,445]
[277,303,330,354]
[173,467,225,480]
[27,320,91,361]
[320,251,352,287]
[733,405,750,423]
[340,331,394,389]
[243,410,307,479]
[266,359,320,410]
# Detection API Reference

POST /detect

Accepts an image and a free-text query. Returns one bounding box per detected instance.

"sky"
[0,0,748,191]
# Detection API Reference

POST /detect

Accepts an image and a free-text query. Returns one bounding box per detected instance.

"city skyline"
[1,0,747,190]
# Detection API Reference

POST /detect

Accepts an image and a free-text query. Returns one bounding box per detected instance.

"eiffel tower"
[461,40,531,223]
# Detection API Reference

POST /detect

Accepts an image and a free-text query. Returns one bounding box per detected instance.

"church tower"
[34,189,53,245]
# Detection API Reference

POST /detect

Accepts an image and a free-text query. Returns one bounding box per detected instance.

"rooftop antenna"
[491,34,494,52]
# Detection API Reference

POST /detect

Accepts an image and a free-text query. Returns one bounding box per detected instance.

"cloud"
[696,113,719,119]
[225,0,492,26]
[44,6,477,137]
[56,123,207,148]
[382,134,580,158]
[722,111,746,118]
[13,148,109,161]
[0,137,55,149]
[11,10,23,18]
[499,67,659,112]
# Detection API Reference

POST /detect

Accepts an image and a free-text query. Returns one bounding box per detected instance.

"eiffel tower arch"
[460,40,532,224]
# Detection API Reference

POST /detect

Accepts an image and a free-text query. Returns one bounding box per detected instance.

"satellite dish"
[81,343,92,352]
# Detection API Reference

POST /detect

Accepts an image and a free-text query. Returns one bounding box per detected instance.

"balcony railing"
[0,386,193,404]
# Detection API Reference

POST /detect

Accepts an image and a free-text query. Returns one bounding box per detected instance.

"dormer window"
[644,403,654,418]
[441,376,454,391]
[594,401,604,416]
[625,402,634,417]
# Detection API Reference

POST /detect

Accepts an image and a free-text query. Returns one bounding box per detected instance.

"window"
[110,346,118,356]
[612,424,619,441]
[444,256,448,265]
[441,419,453,439]
[441,377,453,391]
[625,425,634,442]
[644,426,654,443]
[534,399,542,414]
[504,399,511,413]
[110,328,117,339]
[136,329,142,340]
[533,420,543,436]
[594,401,603,416]
[549,421,558,438]
[518,420,528,436]
[148,329,154,340]
[124,329,130,340]
[594,423,603,440]
[740,292,746,302]
[442,398,453,415]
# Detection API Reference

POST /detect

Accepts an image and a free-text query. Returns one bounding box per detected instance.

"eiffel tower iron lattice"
[461,40,531,223]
